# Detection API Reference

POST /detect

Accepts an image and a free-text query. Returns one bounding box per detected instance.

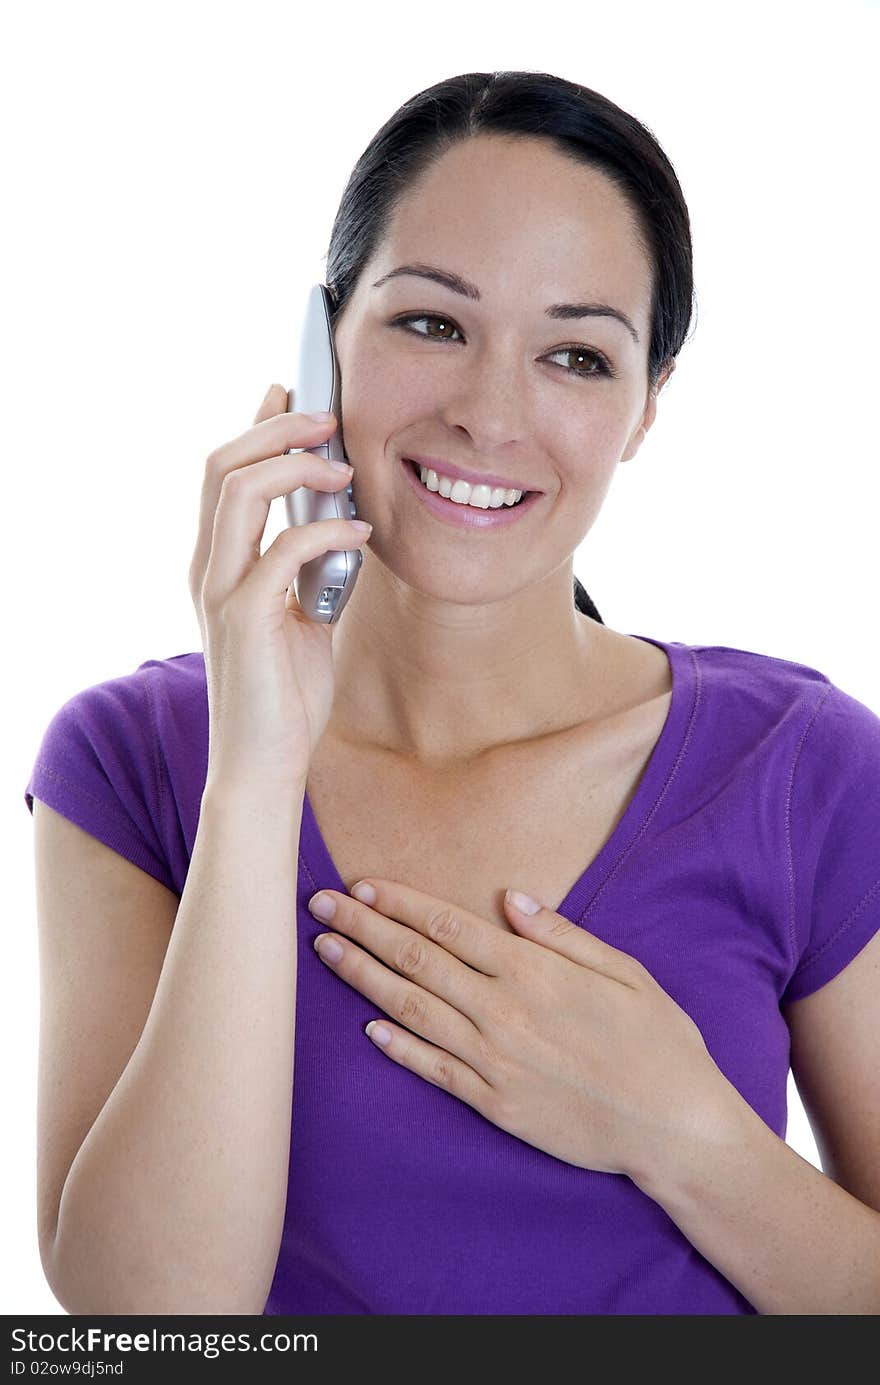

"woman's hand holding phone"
[188,384,371,795]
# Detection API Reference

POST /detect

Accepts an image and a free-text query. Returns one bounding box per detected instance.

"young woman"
[26,70,880,1316]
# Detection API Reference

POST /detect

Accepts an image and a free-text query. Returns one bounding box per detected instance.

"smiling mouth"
[404,458,534,505]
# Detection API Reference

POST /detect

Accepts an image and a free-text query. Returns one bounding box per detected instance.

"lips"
[404,457,535,498]
[400,454,544,529]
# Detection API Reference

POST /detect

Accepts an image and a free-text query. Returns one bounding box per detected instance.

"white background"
[3,0,877,1314]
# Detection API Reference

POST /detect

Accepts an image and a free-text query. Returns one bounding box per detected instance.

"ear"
[620,360,676,464]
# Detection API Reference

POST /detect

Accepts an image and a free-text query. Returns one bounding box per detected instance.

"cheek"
[556,406,634,480]
[340,358,415,441]
[552,421,623,523]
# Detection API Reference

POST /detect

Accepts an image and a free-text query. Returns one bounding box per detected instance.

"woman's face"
[331,133,669,607]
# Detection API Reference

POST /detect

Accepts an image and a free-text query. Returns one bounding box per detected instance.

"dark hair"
[324,71,697,624]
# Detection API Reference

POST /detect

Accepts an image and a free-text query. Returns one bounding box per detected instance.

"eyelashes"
[388,312,618,380]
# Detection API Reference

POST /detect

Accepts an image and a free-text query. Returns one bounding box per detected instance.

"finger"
[253,382,288,426]
[346,878,513,977]
[363,1018,495,1116]
[503,893,643,986]
[309,888,492,1021]
[191,385,291,595]
[205,457,357,610]
[192,410,344,607]
[217,401,336,476]
[196,405,337,568]
[312,925,485,1069]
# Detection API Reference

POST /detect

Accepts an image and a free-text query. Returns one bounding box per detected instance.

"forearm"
[631,1074,880,1314]
[50,779,305,1316]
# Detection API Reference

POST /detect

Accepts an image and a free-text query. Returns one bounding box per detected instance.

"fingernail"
[308,892,336,920]
[307,410,334,421]
[314,934,343,963]
[506,889,541,915]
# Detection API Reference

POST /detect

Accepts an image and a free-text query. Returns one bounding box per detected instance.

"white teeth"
[415,464,524,508]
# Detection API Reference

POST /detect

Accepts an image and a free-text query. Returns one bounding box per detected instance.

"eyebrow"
[371,261,640,345]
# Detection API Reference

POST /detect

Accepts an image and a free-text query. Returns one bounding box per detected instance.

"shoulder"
[683,637,835,703]
[57,651,205,762]
[680,637,874,752]
[41,650,206,724]
[24,653,206,895]
[131,651,208,732]
[679,636,879,803]
[26,650,208,813]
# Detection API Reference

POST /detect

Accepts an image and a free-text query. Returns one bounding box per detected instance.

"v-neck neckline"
[300,633,695,926]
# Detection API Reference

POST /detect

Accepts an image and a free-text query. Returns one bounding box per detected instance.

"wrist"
[201,771,308,817]
[629,1067,756,1206]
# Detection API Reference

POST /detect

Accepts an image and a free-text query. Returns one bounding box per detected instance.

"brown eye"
[390,313,617,380]
[391,313,463,342]
[546,346,612,379]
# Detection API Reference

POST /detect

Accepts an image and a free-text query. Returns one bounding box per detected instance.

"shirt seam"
[142,666,171,842]
[575,641,701,922]
[789,876,880,982]
[784,679,841,978]
[29,759,133,825]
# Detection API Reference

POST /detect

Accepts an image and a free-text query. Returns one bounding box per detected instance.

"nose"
[436,342,533,450]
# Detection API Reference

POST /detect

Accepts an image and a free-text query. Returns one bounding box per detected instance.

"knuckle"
[622,955,648,987]
[430,1053,456,1092]
[199,573,226,615]
[547,916,577,943]
[395,935,427,977]
[204,447,228,481]
[196,567,214,601]
[189,579,205,615]
[219,466,249,496]
[338,906,362,943]
[396,988,427,1029]
[425,906,460,945]
[199,588,221,619]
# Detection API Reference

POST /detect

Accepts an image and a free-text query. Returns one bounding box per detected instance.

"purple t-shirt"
[24,635,880,1315]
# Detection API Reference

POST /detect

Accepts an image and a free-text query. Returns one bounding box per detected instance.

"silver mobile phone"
[282,283,362,623]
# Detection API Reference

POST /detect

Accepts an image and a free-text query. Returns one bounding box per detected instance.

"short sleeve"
[783,680,880,1003]
[24,667,177,895]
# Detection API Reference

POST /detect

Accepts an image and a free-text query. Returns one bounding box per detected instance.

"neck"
[322,560,614,767]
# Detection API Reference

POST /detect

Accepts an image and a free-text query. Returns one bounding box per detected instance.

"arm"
[631,931,880,1315]
[632,1078,880,1314]
[47,778,305,1315]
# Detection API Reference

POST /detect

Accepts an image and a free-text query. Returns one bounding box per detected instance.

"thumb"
[504,889,584,961]
[504,889,633,975]
[253,382,287,425]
